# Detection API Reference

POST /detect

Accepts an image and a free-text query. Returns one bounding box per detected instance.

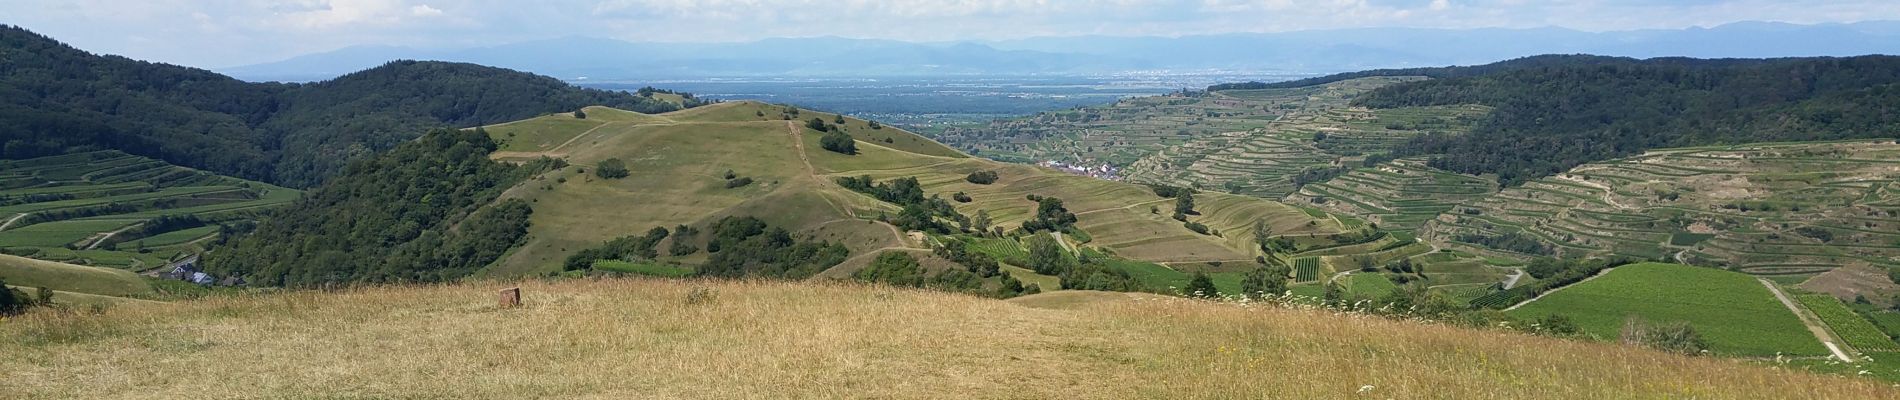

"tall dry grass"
[2,278,1894,399]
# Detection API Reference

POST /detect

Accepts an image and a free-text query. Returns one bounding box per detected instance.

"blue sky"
[6,0,1898,68]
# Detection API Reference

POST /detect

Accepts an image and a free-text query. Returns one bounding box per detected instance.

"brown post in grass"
[499,287,521,308]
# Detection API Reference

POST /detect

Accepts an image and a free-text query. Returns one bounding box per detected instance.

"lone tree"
[965,170,999,184]
[1185,272,1219,298]
[820,131,857,155]
[1025,234,1070,275]
[573,108,588,119]
[1174,191,1196,217]
[806,117,831,132]
[1239,265,1288,300]
[595,158,630,179]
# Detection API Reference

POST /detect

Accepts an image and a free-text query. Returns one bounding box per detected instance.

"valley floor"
[2,278,1894,399]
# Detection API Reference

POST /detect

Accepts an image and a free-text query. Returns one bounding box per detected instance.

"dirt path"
[784,121,909,246]
[1758,278,1857,362]
[489,121,622,159]
[82,223,142,250]
[1500,269,1526,290]
[1074,198,1174,216]
[1502,267,1616,311]
[0,213,26,231]
[1555,174,1631,210]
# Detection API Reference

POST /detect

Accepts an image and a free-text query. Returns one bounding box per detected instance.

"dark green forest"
[1218,55,1900,185]
[201,130,563,287]
[0,25,683,188]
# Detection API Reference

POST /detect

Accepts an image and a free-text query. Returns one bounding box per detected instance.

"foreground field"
[3,278,1893,399]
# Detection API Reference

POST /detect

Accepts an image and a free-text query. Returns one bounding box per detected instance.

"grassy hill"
[0,253,153,297]
[2,278,1893,398]
[474,101,1342,279]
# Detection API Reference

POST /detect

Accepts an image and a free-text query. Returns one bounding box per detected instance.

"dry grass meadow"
[4,278,1897,399]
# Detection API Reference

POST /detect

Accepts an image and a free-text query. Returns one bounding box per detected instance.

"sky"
[6,0,1898,69]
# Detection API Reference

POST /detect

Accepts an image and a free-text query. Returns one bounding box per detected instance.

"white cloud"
[411,4,443,17]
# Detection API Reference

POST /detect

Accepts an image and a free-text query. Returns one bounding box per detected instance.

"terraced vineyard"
[932,77,1489,197]
[0,151,297,271]
[1288,158,1496,232]
[1292,257,1321,282]
[1794,292,1900,353]
[1122,79,1489,198]
[1421,140,1900,281]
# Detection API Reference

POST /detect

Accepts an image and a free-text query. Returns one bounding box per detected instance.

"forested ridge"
[1216,55,1900,185]
[0,25,684,188]
[202,130,562,287]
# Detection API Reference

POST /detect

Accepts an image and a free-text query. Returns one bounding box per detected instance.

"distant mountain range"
[222,21,1900,82]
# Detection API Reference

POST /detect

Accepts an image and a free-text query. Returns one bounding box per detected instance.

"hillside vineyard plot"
[0,150,297,271]
[1422,140,1900,280]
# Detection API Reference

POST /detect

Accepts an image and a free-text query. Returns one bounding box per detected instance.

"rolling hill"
[469,101,1345,279]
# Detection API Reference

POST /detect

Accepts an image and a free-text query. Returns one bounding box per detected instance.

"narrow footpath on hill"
[1502,267,1615,312]
[0,213,25,231]
[488,120,621,160]
[784,120,909,247]
[82,223,143,250]
[1758,278,1857,362]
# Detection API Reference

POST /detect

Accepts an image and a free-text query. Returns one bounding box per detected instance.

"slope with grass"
[477,101,1342,277]
[1507,263,1827,357]
[3,278,1894,399]
[0,253,153,298]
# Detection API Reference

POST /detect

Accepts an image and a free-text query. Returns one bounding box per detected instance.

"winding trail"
[1555,174,1631,210]
[82,223,142,250]
[1759,278,1857,362]
[783,120,909,247]
[1075,198,1174,216]
[489,121,624,160]
[0,213,26,231]
[1502,267,1616,312]
[1500,269,1526,290]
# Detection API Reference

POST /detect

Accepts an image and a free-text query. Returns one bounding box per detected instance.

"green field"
[0,253,154,297]
[1341,273,1398,299]
[1508,263,1827,356]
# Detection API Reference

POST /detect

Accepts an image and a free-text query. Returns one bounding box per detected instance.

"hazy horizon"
[8,0,1900,70]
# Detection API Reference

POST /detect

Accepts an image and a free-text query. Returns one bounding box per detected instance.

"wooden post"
[498,287,521,308]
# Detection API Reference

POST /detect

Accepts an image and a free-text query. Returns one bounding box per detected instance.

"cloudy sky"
[7,0,1897,68]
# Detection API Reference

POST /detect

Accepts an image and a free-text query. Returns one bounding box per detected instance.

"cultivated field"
[0,151,298,272]
[1422,140,1900,281]
[1507,263,1827,356]
[3,278,1893,399]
